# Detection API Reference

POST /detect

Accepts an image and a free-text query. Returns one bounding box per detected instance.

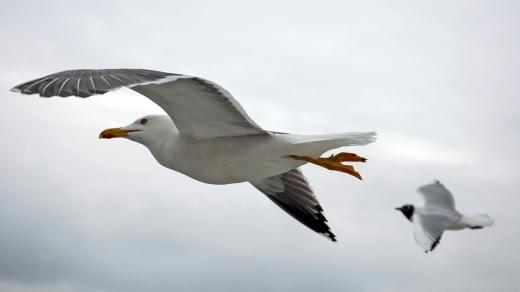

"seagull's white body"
[397,181,494,252]
[11,68,377,241]
[154,133,299,185]
[140,115,369,184]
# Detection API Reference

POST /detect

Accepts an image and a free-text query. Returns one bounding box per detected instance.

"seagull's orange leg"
[290,152,367,180]
[328,152,367,163]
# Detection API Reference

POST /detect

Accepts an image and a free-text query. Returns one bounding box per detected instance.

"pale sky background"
[1,0,519,291]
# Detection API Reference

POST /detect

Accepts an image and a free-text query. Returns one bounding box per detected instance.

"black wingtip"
[252,168,338,243]
[430,237,441,252]
[324,231,337,242]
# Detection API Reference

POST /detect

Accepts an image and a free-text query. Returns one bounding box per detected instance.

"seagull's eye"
[140,118,148,125]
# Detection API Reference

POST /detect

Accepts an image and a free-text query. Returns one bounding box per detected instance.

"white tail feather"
[463,214,495,228]
[288,131,377,156]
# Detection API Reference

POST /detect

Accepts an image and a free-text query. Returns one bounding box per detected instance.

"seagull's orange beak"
[99,127,138,139]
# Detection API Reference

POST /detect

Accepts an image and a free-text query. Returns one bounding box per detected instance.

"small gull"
[396,180,494,252]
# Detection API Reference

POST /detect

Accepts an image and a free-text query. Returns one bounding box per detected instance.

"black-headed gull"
[396,180,494,252]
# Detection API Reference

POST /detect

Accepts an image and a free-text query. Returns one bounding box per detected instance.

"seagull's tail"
[462,214,495,229]
[288,131,377,156]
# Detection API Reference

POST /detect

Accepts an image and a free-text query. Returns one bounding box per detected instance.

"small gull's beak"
[99,127,138,139]
[395,207,402,211]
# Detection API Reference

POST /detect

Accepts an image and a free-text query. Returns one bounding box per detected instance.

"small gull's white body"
[396,180,494,252]
[11,68,377,241]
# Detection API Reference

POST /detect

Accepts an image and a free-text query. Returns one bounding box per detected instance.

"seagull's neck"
[145,129,179,170]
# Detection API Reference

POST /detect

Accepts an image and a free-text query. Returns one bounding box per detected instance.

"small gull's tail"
[463,214,495,229]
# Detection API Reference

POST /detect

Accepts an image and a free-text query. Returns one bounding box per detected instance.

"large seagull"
[11,69,376,241]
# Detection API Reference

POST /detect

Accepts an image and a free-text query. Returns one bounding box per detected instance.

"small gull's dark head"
[395,204,415,221]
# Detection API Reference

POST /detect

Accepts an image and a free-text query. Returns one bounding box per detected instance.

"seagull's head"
[395,204,415,221]
[99,114,175,146]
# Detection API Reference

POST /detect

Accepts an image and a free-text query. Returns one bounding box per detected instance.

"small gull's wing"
[412,213,456,253]
[250,168,336,241]
[11,69,266,139]
[417,180,456,210]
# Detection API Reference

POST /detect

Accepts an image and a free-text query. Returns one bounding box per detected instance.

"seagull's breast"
[155,134,304,184]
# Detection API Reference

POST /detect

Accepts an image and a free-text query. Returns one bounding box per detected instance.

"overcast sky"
[1,0,519,291]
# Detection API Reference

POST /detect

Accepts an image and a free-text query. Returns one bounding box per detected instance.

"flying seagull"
[11,68,377,241]
[396,180,494,252]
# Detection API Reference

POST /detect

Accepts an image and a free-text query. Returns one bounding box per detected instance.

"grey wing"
[250,168,336,241]
[412,213,457,252]
[11,69,266,139]
[417,180,456,210]
[11,68,174,97]
[131,76,266,139]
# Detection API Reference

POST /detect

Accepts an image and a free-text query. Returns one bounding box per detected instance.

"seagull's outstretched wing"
[11,69,266,139]
[250,168,336,241]
[412,213,456,252]
[418,180,456,211]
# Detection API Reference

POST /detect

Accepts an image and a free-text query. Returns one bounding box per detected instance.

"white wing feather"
[412,213,457,252]
[417,180,456,210]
